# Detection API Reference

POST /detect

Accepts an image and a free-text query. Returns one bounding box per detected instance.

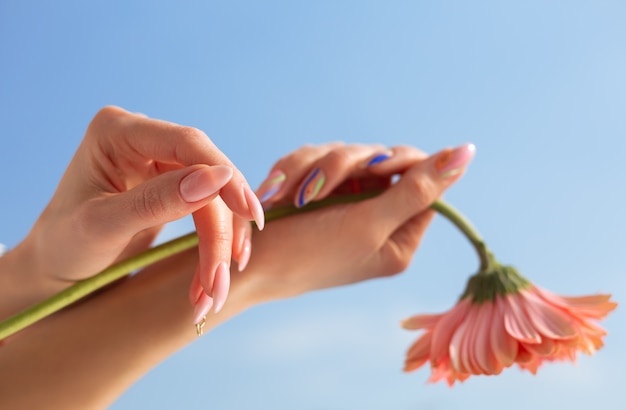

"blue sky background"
[1,1,625,409]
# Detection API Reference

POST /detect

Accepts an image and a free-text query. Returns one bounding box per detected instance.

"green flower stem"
[429,200,492,271]
[0,192,487,340]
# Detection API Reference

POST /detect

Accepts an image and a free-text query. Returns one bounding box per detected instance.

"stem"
[0,192,486,340]
[429,200,492,271]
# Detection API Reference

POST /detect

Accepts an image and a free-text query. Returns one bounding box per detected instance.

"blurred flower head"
[402,264,617,386]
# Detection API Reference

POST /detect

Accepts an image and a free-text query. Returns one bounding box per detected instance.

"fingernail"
[243,185,265,230]
[297,168,325,207]
[212,262,230,314]
[363,152,392,168]
[180,166,233,203]
[257,170,286,203]
[238,238,251,272]
[193,293,214,325]
[434,143,476,178]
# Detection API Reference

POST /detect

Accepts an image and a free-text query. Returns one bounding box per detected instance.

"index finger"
[92,106,264,229]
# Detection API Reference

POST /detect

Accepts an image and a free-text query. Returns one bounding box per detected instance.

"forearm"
[0,248,256,409]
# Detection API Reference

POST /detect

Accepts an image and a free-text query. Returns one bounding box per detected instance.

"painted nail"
[193,293,214,325]
[434,143,476,178]
[243,185,265,230]
[297,168,326,207]
[212,262,231,314]
[257,170,287,203]
[180,165,233,203]
[364,152,392,168]
[237,238,251,272]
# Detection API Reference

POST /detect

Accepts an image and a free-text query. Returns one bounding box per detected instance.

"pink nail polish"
[212,262,230,314]
[180,166,233,203]
[434,143,476,178]
[243,185,265,230]
[257,170,286,203]
[238,238,251,272]
[193,293,214,325]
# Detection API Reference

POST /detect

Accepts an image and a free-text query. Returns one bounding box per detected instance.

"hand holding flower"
[0,106,264,321]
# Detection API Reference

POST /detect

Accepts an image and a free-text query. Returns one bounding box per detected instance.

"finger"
[328,145,428,197]
[189,266,204,305]
[91,106,264,229]
[192,198,233,311]
[362,145,429,175]
[113,226,163,264]
[84,164,233,241]
[363,143,476,238]
[232,215,252,272]
[192,293,214,325]
[378,210,436,277]
[255,142,345,205]
[291,144,387,208]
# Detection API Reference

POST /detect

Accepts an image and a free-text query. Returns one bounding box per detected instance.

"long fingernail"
[243,185,265,230]
[257,170,286,203]
[180,166,233,203]
[238,238,251,272]
[363,152,392,168]
[193,293,214,325]
[297,168,325,207]
[434,143,476,178]
[212,262,230,314]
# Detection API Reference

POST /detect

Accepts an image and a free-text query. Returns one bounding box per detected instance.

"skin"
[0,110,472,408]
[0,106,263,319]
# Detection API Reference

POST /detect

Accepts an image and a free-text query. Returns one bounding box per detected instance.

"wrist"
[0,235,66,320]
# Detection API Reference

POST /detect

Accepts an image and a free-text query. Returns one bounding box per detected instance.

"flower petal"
[523,337,556,356]
[535,288,617,319]
[430,298,471,366]
[522,289,577,340]
[404,333,432,372]
[490,296,518,368]
[461,306,483,375]
[401,313,443,330]
[472,302,501,375]
[449,310,473,374]
[503,293,542,344]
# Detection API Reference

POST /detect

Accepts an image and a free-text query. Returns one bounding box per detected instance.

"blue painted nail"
[366,153,391,167]
[297,168,325,207]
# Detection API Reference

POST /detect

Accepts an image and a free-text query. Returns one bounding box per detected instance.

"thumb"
[89,164,234,238]
[364,143,475,237]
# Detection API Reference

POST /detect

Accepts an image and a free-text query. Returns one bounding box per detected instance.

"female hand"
[240,142,475,303]
[1,106,264,317]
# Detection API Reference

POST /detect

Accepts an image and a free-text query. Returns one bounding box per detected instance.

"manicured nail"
[180,165,233,203]
[238,238,251,272]
[243,185,265,230]
[193,293,214,325]
[297,168,325,207]
[434,143,476,178]
[212,262,230,314]
[257,170,286,203]
[363,152,392,168]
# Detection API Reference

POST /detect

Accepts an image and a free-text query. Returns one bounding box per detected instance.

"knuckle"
[386,256,411,276]
[325,141,345,149]
[92,106,126,126]
[87,106,128,138]
[395,144,428,159]
[323,149,351,168]
[176,126,208,142]
[133,184,165,222]
[404,173,437,208]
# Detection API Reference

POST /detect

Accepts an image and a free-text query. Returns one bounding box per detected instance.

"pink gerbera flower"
[402,264,617,386]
